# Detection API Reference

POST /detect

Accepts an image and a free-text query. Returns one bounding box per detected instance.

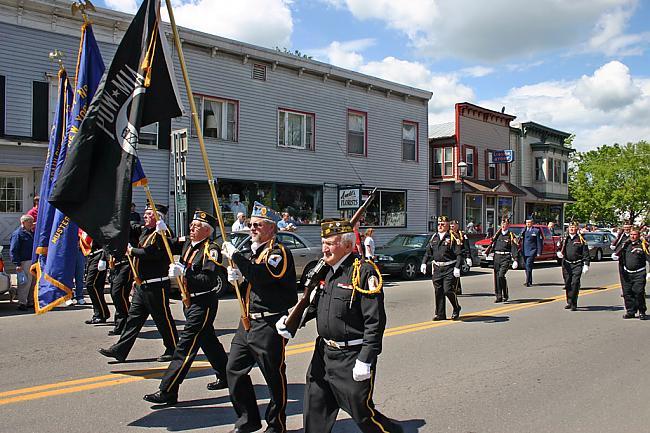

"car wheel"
[299,261,318,291]
[401,258,418,280]
[595,248,603,262]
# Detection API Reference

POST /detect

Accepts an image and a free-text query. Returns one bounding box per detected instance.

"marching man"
[485,217,519,303]
[612,227,650,320]
[556,221,590,311]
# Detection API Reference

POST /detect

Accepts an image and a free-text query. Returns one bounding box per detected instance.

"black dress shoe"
[157,353,174,362]
[85,317,107,325]
[494,298,503,303]
[451,307,461,321]
[432,316,446,321]
[623,313,636,319]
[98,348,126,363]
[143,390,177,405]
[206,377,228,390]
[570,306,577,311]
[564,304,572,310]
[639,313,647,320]
[107,330,118,336]
[503,296,509,302]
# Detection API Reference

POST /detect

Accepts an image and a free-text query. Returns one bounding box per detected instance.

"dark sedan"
[582,231,616,261]
[375,233,479,280]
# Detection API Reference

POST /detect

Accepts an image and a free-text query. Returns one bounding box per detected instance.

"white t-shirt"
[364,236,375,258]
[232,220,248,232]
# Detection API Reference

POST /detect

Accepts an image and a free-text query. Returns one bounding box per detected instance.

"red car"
[475,224,559,268]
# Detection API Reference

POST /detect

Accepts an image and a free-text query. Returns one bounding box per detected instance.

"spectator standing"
[130,202,142,223]
[364,228,376,260]
[231,212,248,232]
[27,196,39,222]
[277,212,296,231]
[10,215,35,311]
[229,194,247,217]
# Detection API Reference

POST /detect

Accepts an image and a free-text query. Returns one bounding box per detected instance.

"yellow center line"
[0,283,619,406]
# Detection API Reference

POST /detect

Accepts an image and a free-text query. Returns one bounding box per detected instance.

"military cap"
[568,221,579,227]
[145,203,168,215]
[450,219,460,225]
[321,219,354,238]
[501,217,510,224]
[251,201,281,223]
[437,215,449,223]
[192,210,217,227]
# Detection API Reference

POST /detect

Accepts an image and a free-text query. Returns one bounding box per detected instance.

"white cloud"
[105,0,137,14]
[574,61,641,111]
[328,0,647,61]
[308,39,375,70]
[155,0,294,49]
[459,66,495,78]
[478,62,649,151]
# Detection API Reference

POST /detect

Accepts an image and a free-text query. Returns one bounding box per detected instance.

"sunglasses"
[250,222,266,229]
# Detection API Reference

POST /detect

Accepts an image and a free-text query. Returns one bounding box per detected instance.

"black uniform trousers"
[160,291,228,393]
[622,270,647,315]
[493,254,511,301]
[227,316,288,433]
[562,261,583,308]
[110,282,178,359]
[432,264,460,318]
[110,262,132,335]
[304,338,401,433]
[86,253,109,320]
[523,255,536,285]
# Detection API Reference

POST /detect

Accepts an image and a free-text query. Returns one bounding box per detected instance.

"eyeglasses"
[250,222,265,229]
[437,223,446,226]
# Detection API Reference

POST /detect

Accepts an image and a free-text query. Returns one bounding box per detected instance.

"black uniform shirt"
[130,225,170,281]
[621,240,650,271]
[306,253,386,364]
[491,231,519,254]
[232,238,297,314]
[561,234,591,264]
[422,232,463,268]
[173,237,225,294]
[612,232,630,250]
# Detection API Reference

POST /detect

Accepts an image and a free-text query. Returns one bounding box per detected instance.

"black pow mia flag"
[50,0,184,257]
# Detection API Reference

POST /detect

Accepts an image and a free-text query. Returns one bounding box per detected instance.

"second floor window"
[347,110,366,155]
[562,160,568,184]
[192,95,238,142]
[535,157,544,181]
[402,121,417,161]
[433,147,453,177]
[465,146,475,177]
[32,81,49,141]
[487,151,497,180]
[554,159,561,183]
[278,109,314,150]
[547,158,554,182]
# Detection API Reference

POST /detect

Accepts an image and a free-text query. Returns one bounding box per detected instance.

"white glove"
[582,265,589,274]
[221,241,239,259]
[453,267,461,278]
[609,244,616,251]
[227,266,244,284]
[556,251,564,259]
[465,258,472,267]
[168,262,185,278]
[420,263,427,274]
[352,359,372,381]
[511,260,519,270]
[275,315,293,339]
[611,253,619,261]
[155,219,168,234]
[97,259,107,271]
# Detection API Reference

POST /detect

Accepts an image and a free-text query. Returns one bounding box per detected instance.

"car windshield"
[385,234,429,248]
[583,234,599,242]
[507,227,524,236]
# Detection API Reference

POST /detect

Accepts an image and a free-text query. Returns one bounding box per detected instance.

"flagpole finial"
[71,0,96,24]
[48,49,65,72]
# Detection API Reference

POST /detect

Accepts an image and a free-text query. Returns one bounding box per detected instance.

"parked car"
[215,231,323,291]
[375,233,479,280]
[0,246,9,296]
[475,224,558,268]
[581,231,616,261]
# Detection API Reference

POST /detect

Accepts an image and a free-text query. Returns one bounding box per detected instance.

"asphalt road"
[1,259,648,433]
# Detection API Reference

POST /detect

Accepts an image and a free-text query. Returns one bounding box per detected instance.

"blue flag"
[34,23,105,314]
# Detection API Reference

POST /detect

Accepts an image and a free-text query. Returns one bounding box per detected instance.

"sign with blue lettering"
[492,150,515,163]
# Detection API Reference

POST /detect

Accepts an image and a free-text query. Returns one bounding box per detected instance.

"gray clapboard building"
[0,0,432,247]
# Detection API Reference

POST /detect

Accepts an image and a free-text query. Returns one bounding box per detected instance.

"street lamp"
[458,161,468,227]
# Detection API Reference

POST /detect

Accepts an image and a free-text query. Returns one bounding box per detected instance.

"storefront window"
[465,195,482,233]
[341,189,407,227]
[275,183,322,224]
[498,196,513,222]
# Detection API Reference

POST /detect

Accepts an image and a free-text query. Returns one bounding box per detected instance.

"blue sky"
[98,0,650,151]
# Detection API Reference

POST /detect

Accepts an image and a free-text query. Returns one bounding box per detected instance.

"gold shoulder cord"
[351,258,383,296]
[204,242,224,267]
[264,240,288,279]
[642,239,649,255]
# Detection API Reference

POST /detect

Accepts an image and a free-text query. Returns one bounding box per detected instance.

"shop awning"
[462,179,527,196]
[521,186,575,203]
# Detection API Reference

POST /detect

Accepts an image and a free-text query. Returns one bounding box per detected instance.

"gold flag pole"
[142,185,191,308]
[163,0,250,330]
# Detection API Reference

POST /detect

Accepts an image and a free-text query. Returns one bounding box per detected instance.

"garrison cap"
[251,201,281,223]
[145,203,168,215]
[321,219,354,238]
[568,221,579,227]
[192,210,217,227]
[437,215,449,223]
[501,217,510,224]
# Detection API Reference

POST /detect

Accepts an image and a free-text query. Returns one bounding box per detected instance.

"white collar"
[569,234,576,239]
[501,230,508,235]
[331,253,352,273]
[252,240,269,254]
[438,232,446,240]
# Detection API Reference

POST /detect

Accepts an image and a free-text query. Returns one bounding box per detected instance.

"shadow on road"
[460,314,509,323]
[577,305,624,312]
[457,292,494,297]
[335,417,426,432]
[505,298,551,304]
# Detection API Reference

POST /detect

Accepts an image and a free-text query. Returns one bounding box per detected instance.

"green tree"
[566,141,650,225]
